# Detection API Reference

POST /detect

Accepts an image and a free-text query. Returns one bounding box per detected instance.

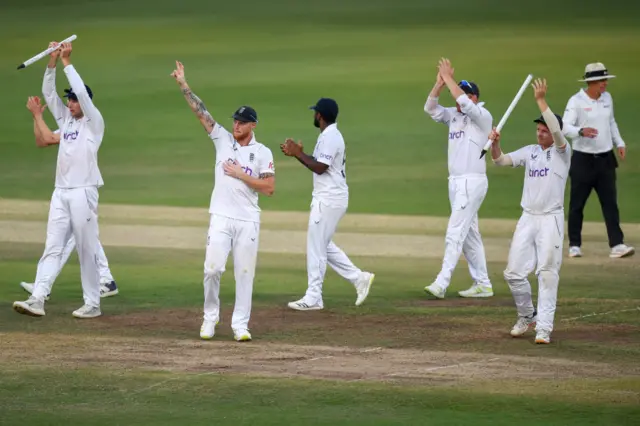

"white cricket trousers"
[304,198,362,304]
[203,214,259,331]
[434,175,491,290]
[33,187,101,307]
[504,212,564,333]
[33,235,114,287]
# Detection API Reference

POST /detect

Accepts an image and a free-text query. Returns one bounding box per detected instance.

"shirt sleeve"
[505,146,530,168]
[315,134,341,166]
[63,65,104,136]
[259,147,275,175]
[42,67,70,129]
[608,96,626,148]
[455,95,492,134]
[424,96,452,125]
[208,123,231,150]
[562,97,581,140]
[541,107,569,154]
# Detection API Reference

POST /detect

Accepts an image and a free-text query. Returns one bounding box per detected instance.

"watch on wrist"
[578,128,584,137]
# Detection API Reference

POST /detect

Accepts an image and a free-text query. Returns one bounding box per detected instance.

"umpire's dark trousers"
[568,149,624,248]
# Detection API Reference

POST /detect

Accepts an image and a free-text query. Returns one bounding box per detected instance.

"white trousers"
[203,214,259,331]
[33,235,114,288]
[434,176,491,290]
[33,188,101,307]
[304,198,362,304]
[504,212,564,333]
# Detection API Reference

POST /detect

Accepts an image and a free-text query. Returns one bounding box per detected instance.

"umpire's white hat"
[579,62,616,82]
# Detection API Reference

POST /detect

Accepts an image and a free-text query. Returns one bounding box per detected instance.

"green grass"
[1,369,637,426]
[1,0,640,220]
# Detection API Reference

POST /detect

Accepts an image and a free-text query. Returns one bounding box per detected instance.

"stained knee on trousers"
[504,269,527,283]
[537,270,558,290]
[204,262,225,277]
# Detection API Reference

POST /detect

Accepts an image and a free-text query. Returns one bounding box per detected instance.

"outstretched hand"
[437,58,455,80]
[26,96,46,116]
[171,61,187,86]
[532,78,547,100]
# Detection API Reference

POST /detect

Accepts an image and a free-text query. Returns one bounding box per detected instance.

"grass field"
[1,0,640,424]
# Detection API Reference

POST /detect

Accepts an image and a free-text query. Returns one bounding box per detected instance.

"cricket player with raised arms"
[423,58,494,299]
[281,98,374,311]
[13,41,105,318]
[491,78,570,344]
[171,61,275,342]
[20,99,119,301]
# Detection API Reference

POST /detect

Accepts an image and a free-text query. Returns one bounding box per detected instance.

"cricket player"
[13,41,104,319]
[562,63,634,259]
[491,78,571,344]
[280,97,375,311]
[171,61,275,342]
[423,58,494,299]
[19,107,118,300]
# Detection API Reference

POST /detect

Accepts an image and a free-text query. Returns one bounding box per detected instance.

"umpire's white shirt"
[506,139,571,215]
[425,94,493,177]
[312,123,348,208]
[43,65,104,189]
[562,89,625,153]
[208,123,275,223]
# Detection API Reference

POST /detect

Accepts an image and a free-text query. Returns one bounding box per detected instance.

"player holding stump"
[491,78,571,345]
[423,58,494,299]
[171,61,275,342]
[13,41,105,318]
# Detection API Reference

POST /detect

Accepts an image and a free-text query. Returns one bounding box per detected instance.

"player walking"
[490,79,571,344]
[19,99,118,300]
[13,42,105,318]
[171,61,275,342]
[281,97,374,311]
[423,58,494,299]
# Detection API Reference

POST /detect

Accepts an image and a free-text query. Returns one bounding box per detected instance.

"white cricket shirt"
[43,65,104,189]
[208,123,275,223]
[507,142,571,215]
[311,123,348,208]
[425,94,493,177]
[562,89,625,153]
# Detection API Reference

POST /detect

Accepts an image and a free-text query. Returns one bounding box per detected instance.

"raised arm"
[532,78,567,150]
[59,43,104,135]
[41,42,69,129]
[171,61,216,134]
[27,96,60,147]
[438,58,491,133]
[489,129,514,166]
[424,72,452,124]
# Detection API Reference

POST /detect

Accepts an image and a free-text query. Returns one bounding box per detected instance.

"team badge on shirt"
[249,153,255,163]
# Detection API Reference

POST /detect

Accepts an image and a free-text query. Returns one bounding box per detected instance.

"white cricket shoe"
[510,313,537,337]
[233,329,252,342]
[19,282,50,301]
[610,244,635,258]
[200,320,217,340]
[355,272,375,306]
[287,298,324,311]
[424,283,445,299]
[535,329,551,344]
[458,283,493,298]
[13,296,45,317]
[568,246,582,258]
[72,305,102,319]
[99,279,119,298]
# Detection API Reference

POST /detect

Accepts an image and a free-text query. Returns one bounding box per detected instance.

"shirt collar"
[321,123,338,134]
[235,133,256,146]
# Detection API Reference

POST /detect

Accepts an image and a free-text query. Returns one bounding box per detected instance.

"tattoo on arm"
[259,172,275,179]
[182,88,216,129]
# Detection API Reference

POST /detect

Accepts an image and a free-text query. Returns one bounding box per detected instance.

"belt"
[574,149,612,158]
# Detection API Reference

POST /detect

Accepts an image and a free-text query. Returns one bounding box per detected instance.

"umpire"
[562,63,634,259]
